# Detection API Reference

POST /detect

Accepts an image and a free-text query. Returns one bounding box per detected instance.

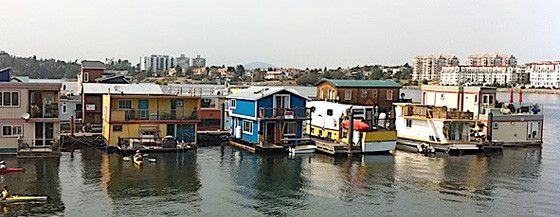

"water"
[1,91,559,216]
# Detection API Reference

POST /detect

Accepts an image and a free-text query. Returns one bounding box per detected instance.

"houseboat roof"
[81,60,106,69]
[315,79,402,88]
[82,83,164,95]
[421,85,496,93]
[227,86,310,100]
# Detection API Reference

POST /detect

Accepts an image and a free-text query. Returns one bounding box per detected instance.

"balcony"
[402,105,473,120]
[257,107,311,120]
[29,103,59,118]
[110,108,199,121]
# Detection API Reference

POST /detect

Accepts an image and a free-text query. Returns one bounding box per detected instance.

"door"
[266,122,276,143]
[35,123,54,146]
[139,100,149,119]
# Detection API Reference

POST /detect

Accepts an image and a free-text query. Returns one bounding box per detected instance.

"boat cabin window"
[113,125,122,132]
[406,119,412,128]
[201,98,217,109]
[273,95,290,109]
[361,90,368,98]
[231,99,236,108]
[118,100,133,109]
[387,90,393,100]
[327,109,333,116]
[242,120,253,134]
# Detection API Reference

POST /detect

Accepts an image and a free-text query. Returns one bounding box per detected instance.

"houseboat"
[227,87,312,153]
[102,92,200,153]
[306,101,397,154]
[0,67,61,158]
[421,85,544,146]
[394,103,482,154]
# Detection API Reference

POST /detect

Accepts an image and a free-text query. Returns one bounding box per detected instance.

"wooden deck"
[312,137,361,155]
[228,138,286,153]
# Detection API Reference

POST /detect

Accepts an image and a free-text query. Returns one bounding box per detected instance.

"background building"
[176,54,190,71]
[140,55,176,72]
[440,65,517,86]
[529,61,560,88]
[412,54,459,81]
[465,53,517,66]
[191,55,206,68]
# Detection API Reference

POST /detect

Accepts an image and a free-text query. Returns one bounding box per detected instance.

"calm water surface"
[1,91,559,216]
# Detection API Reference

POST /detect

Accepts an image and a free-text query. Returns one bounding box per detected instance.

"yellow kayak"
[0,195,48,204]
[133,156,144,165]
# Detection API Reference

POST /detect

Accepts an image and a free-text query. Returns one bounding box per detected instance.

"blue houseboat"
[227,87,312,153]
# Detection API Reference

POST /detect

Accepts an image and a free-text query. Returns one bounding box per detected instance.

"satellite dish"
[114,86,123,92]
[21,113,30,120]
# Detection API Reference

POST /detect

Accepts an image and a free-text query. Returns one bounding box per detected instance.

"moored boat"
[288,145,317,154]
[133,156,144,165]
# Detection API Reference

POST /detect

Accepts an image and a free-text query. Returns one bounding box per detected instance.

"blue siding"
[231,99,256,118]
[240,119,258,143]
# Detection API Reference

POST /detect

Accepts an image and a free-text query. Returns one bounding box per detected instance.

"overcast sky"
[1,0,559,68]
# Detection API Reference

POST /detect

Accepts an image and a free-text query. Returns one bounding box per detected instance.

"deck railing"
[403,105,473,119]
[18,139,59,152]
[257,107,311,119]
[29,103,59,118]
[110,108,199,121]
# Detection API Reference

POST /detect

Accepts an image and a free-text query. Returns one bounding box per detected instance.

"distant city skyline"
[1,0,559,69]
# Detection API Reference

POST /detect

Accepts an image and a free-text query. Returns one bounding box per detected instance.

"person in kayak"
[0,161,6,170]
[134,150,143,160]
[1,186,9,200]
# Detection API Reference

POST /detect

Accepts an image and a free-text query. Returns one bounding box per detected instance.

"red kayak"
[342,120,370,131]
[0,168,25,174]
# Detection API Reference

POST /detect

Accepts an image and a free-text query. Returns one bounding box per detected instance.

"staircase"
[426,111,441,142]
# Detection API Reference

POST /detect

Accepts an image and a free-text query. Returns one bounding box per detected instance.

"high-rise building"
[176,54,190,70]
[191,55,206,67]
[412,54,459,81]
[440,65,517,86]
[140,55,176,72]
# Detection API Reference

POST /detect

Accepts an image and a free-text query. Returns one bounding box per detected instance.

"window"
[284,122,297,135]
[84,72,89,82]
[328,89,336,100]
[387,90,393,100]
[0,91,19,106]
[273,95,290,109]
[320,88,324,99]
[440,93,445,100]
[489,95,494,105]
[201,98,217,109]
[474,95,478,103]
[242,120,253,135]
[231,99,236,108]
[113,125,122,132]
[118,100,133,109]
[327,109,333,116]
[344,90,352,100]
[361,90,368,98]
[406,120,412,128]
[2,125,22,137]
[62,102,67,114]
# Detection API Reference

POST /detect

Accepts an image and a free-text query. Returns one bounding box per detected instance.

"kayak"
[342,120,370,131]
[0,168,25,174]
[133,156,144,165]
[0,195,48,204]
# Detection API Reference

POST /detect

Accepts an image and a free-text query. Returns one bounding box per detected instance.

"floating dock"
[312,138,361,155]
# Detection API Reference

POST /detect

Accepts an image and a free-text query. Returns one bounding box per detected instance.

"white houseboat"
[394,103,481,154]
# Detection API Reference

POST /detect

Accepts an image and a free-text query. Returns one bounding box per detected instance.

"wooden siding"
[316,82,400,111]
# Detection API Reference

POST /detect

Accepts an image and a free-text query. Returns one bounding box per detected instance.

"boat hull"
[289,145,317,154]
[361,141,396,153]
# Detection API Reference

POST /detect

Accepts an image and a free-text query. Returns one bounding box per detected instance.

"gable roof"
[0,67,11,82]
[82,83,164,95]
[315,79,402,88]
[11,76,30,83]
[94,74,130,84]
[227,86,309,101]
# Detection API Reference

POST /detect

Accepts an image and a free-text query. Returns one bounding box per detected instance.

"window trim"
[62,102,68,114]
[273,94,291,109]
[0,91,20,107]
[1,125,23,137]
[230,99,236,109]
[84,72,89,82]
[242,120,253,135]
[344,90,352,100]
[387,90,393,101]
[284,122,297,136]
[118,99,133,110]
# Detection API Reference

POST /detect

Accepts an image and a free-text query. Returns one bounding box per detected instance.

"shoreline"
[402,85,560,94]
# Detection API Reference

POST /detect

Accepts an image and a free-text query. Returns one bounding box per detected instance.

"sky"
[1,0,559,69]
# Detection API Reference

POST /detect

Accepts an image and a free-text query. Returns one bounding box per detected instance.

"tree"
[296,72,319,86]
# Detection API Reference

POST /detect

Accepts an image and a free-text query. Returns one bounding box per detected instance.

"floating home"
[0,67,61,158]
[394,103,481,153]
[421,85,543,146]
[102,91,200,152]
[227,87,312,153]
[307,79,402,154]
